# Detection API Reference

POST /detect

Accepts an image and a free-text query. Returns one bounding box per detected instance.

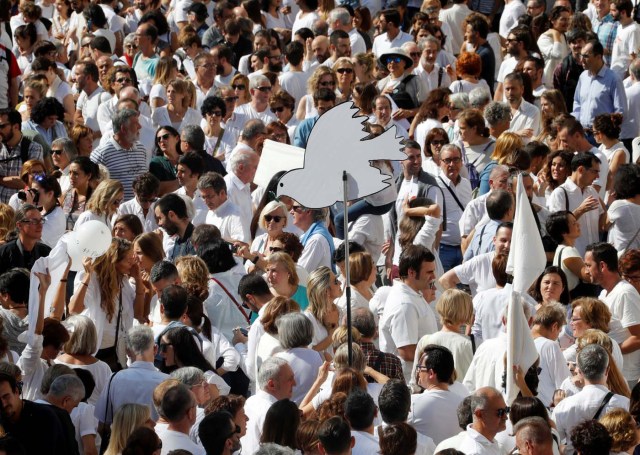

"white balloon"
[66,221,113,272]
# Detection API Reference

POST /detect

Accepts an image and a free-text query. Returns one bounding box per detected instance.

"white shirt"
[611,21,640,81]
[547,178,604,256]
[157,428,205,455]
[225,102,277,143]
[459,192,489,237]
[552,384,629,453]
[607,199,640,252]
[453,252,497,296]
[463,332,507,393]
[409,389,465,445]
[438,173,472,245]
[600,280,640,381]
[500,0,527,38]
[151,106,203,130]
[298,230,333,274]
[41,206,66,248]
[459,425,504,455]
[372,30,413,57]
[497,56,519,84]
[508,99,541,141]
[624,81,640,139]
[347,214,384,264]
[439,3,472,52]
[76,88,111,147]
[413,63,452,94]
[205,270,248,341]
[348,27,367,55]
[174,186,208,226]
[275,348,323,405]
[379,281,439,380]
[224,172,253,224]
[278,70,310,107]
[240,390,278,455]
[118,197,159,233]
[352,430,380,455]
[534,336,570,408]
[205,199,250,243]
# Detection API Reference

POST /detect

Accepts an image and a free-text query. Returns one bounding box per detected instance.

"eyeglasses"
[385,57,403,64]
[291,205,305,212]
[199,63,216,70]
[269,246,284,253]
[264,214,284,223]
[416,365,430,372]
[271,106,286,113]
[20,218,45,225]
[319,81,336,87]
[496,407,510,417]
[224,96,239,103]
[208,110,223,117]
[336,67,354,74]
[159,342,173,353]
[232,84,246,90]
[442,157,462,164]
[430,140,447,146]
[256,86,272,93]
[51,149,64,155]
[138,196,158,204]
[157,133,172,141]
[115,77,132,84]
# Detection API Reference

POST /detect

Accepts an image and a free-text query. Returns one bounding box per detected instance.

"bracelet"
[59,279,67,282]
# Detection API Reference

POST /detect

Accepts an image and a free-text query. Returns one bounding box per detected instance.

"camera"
[17,188,39,205]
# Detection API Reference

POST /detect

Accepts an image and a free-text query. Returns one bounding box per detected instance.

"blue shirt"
[293,116,318,148]
[463,219,500,262]
[572,65,626,129]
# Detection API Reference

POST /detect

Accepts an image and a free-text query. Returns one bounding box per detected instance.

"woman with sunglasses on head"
[69,238,146,371]
[297,66,337,120]
[61,156,97,231]
[150,126,181,195]
[74,179,124,231]
[201,96,233,163]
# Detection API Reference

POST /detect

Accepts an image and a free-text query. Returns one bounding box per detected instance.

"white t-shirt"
[607,200,640,252]
[534,336,571,408]
[275,348,324,405]
[409,389,465,445]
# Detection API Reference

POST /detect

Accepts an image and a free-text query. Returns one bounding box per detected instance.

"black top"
[0,239,51,274]
[170,222,196,262]
[200,151,227,177]
[553,54,584,113]
[477,42,496,96]
[2,400,79,455]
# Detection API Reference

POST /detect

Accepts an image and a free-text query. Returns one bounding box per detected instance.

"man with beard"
[124,0,156,33]
[322,29,351,67]
[212,44,238,86]
[90,108,147,200]
[0,109,43,203]
[413,36,451,92]
[505,72,541,141]
[494,27,532,101]
[200,411,242,455]
[156,193,197,260]
[175,152,208,226]
[307,35,330,70]
[0,373,74,454]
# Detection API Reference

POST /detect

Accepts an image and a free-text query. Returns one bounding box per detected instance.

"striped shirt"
[90,138,147,200]
[0,137,43,203]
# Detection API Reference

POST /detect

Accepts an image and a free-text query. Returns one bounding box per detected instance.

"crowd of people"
[0,0,640,453]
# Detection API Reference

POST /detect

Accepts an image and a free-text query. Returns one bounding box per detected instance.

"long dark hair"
[528,266,571,305]
[185,295,212,341]
[260,399,301,450]
[163,327,216,374]
[153,125,181,157]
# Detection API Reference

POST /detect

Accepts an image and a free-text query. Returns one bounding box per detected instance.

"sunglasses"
[208,111,223,117]
[386,56,403,64]
[232,84,246,90]
[51,149,64,155]
[496,407,510,417]
[291,205,305,212]
[271,106,286,113]
[20,218,45,225]
[319,81,335,87]
[336,67,353,74]
[264,214,283,223]
[157,133,172,141]
[256,86,272,93]
[224,96,239,102]
[116,77,132,84]
[430,140,447,146]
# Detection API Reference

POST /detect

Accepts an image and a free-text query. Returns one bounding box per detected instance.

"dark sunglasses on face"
[271,106,285,113]
[139,196,158,204]
[232,84,246,90]
[269,246,284,253]
[116,77,132,84]
[256,86,272,93]
[336,67,353,74]
[319,81,335,87]
[264,214,283,223]
[157,133,172,141]
[208,111,223,117]
[51,149,64,155]
[224,96,239,102]
[496,407,510,417]
[430,140,446,146]
[386,56,403,64]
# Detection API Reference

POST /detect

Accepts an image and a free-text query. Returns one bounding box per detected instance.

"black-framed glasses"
[208,110,223,117]
[336,67,354,74]
[256,86,272,93]
[264,215,283,223]
[20,218,45,225]
[159,342,173,353]
[442,157,462,164]
[232,84,246,90]
[496,407,510,417]
[199,63,216,70]
[271,106,285,113]
[291,205,305,212]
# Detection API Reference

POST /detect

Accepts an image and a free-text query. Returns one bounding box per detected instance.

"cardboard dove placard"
[275,102,407,209]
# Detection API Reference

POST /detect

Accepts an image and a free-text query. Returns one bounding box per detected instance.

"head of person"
[439,144,463,182]
[268,90,295,125]
[570,419,612,455]
[599,408,637,453]
[160,326,215,374]
[277,312,313,350]
[619,249,640,294]
[458,109,490,143]
[14,204,43,243]
[344,388,376,431]
[106,403,154,455]
[199,410,241,455]
[62,315,98,357]
[379,47,411,77]
[570,297,612,339]
[401,140,423,177]
[257,357,296,400]
[584,242,618,285]
[149,260,180,298]
[121,427,162,455]
[155,193,190,236]
[424,127,448,162]
[377,379,410,425]
[456,52,482,78]
[176,152,204,189]
[180,125,206,154]
[484,102,512,138]
[577,343,609,383]
[307,266,341,320]
[532,302,566,340]
[469,387,509,439]
[238,274,271,313]
[514,416,555,455]
[198,238,237,275]
[112,214,143,242]
[317,416,354,455]
[125,323,155,361]
[259,399,301,450]
[593,112,623,143]
[529,266,570,305]
[169,367,210,409]
[378,422,417,455]
[436,288,473,328]
[265,251,299,291]
[580,39,604,72]
[398,244,436,290]
[417,87,451,122]
[313,87,337,116]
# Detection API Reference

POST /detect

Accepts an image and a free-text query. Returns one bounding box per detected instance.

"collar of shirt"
[229,172,249,192]
[214,198,231,215]
[176,222,194,244]
[129,360,161,371]
[395,279,423,299]
[465,425,498,445]
[439,172,462,187]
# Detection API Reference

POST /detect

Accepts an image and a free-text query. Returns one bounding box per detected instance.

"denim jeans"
[439,243,463,272]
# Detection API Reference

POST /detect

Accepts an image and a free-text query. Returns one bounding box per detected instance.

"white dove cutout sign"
[66,220,113,272]
[276,102,407,365]
[276,102,407,208]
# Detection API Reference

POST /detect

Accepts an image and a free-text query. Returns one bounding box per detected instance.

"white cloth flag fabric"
[505,174,546,403]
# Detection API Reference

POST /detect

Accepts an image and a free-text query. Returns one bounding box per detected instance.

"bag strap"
[439,176,465,211]
[556,247,565,268]
[437,66,444,88]
[475,223,488,255]
[210,277,250,324]
[561,187,570,212]
[593,391,614,420]
[624,225,640,251]
[469,333,476,354]
[103,370,119,424]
